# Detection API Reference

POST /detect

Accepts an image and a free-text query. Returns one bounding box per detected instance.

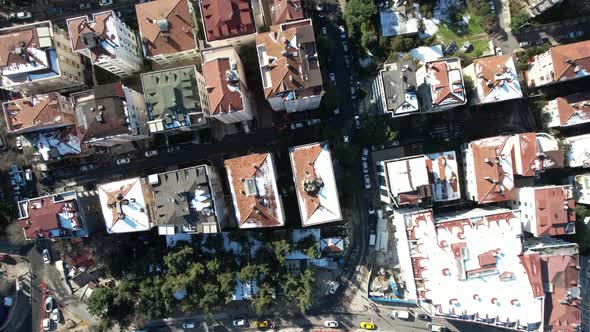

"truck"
[369,234,376,246]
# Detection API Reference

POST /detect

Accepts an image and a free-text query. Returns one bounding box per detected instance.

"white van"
[427,323,448,331]
[392,310,410,320]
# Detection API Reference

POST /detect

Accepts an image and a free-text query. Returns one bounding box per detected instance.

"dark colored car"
[417,313,431,321]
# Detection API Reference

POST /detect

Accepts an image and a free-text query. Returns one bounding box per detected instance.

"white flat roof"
[98,178,151,234]
[565,134,590,168]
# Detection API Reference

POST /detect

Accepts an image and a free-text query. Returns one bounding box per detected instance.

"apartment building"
[67,11,142,77]
[256,19,323,112]
[140,65,209,134]
[201,46,254,124]
[418,58,466,112]
[511,185,576,237]
[289,142,342,227]
[0,21,85,95]
[136,0,200,65]
[572,173,590,205]
[17,191,88,240]
[463,55,523,104]
[377,60,419,116]
[564,134,590,168]
[200,0,256,48]
[225,153,285,229]
[526,40,590,88]
[254,0,304,27]
[543,93,590,128]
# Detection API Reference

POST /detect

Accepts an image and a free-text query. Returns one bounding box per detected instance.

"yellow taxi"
[254,320,269,328]
[360,321,376,330]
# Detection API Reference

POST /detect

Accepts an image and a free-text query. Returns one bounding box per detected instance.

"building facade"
[67,11,142,77]
[526,40,590,88]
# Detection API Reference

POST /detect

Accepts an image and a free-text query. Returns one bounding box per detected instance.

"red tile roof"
[520,253,544,298]
[201,0,255,42]
[66,11,114,62]
[540,254,581,332]
[0,27,39,71]
[473,55,521,101]
[203,57,244,115]
[555,93,590,127]
[225,153,283,228]
[269,0,304,25]
[19,195,81,240]
[469,135,513,204]
[533,186,575,237]
[550,40,590,82]
[136,0,197,57]
[426,59,464,106]
[3,92,75,134]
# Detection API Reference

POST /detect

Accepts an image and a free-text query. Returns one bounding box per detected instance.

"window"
[376,164,384,173]
[379,175,386,185]
[380,189,389,198]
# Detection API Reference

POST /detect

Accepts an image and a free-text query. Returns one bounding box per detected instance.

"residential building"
[201,46,253,124]
[254,0,304,27]
[224,153,285,229]
[289,142,342,227]
[543,93,590,128]
[3,92,81,161]
[463,55,523,104]
[17,191,87,240]
[511,185,576,237]
[526,40,590,88]
[377,151,460,208]
[379,6,418,37]
[256,19,323,112]
[418,58,466,112]
[141,65,209,134]
[377,61,419,116]
[564,134,590,168]
[200,0,256,48]
[399,208,544,329]
[525,0,564,17]
[97,177,155,234]
[0,21,85,95]
[409,45,443,64]
[146,165,229,235]
[581,255,590,332]
[135,0,200,65]
[67,11,142,77]
[320,237,345,257]
[524,238,581,332]
[3,92,75,134]
[71,82,150,153]
[572,173,590,205]
[462,132,563,204]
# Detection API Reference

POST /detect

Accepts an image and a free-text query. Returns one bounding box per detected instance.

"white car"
[364,174,371,189]
[43,318,50,331]
[339,25,346,39]
[15,136,23,150]
[368,207,375,215]
[329,73,336,82]
[45,297,53,313]
[362,148,369,161]
[324,321,339,328]
[354,115,361,129]
[182,322,195,328]
[307,118,321,126]
[116,158,130,165]
[290,122,304,130]
[495,47,503,55]
[343,136,349,143]
[99,0,113,6]
[10,12,32,20]
[42,249,51,264]
[321,26,327,35]
[144,150,158,157]
[80,164,95,172]
[51,308,61,322]
[333,107,340,115]
[362,161,369,174]
[232,318,247,327]
[328,281,340,294]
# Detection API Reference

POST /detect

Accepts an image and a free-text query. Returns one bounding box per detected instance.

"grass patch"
[471,39,489,57]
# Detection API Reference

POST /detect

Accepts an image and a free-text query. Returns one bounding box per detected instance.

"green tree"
[511,12,530,32]
[136,275,169,319]
[163,245,194,275]
[217,271,236,303]
[344,0,378,43]
[88,282,135,329]
[0,201,15,228]
[239,264,259,282]
[360,22,379,53]
[296,235,319,259]
[359,113,398,145]
[252,281,275,315]
[270,239,291,266]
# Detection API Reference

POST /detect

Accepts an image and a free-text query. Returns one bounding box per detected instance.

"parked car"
[333,107,340,115]
[80,164,95,172]
[417,313,431,321]
[354,115,361,129]
[342,41,349,52]
[362,161,369,174]
[519,41,530,48]
[368,206,375,215]
[444,41,458,55]
[321,26,327,35]
[339,25,346,39]
[324,321,339,327]
[254,320,269,328]
[328,281,340,294]
[362,148,369,161]
[167,145,181,153]
[24,169,33,181]
[116,158,130,165]
[344,55,351,68]
[144,150,158,157]
[461,41,472,53]
[307,118,321,126]
[99,0,113,6]
[45,297,53,312]
[364,174,371,189]
[51,308,61,322]
[42,249,51,264]
[289,122,304,130]
[343,136,349,143]
[79,2,92,8]
[427,323,448,331]
[360,322,376,330]
[495,47,503,55]
[392,310,411,320]
[329,73,336,82]
[351,87,357,100]
[232,318,248,327]
[15,136,23,150]
[43,318,50,331]
[9,12,32,20]
[182,322,195,328]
